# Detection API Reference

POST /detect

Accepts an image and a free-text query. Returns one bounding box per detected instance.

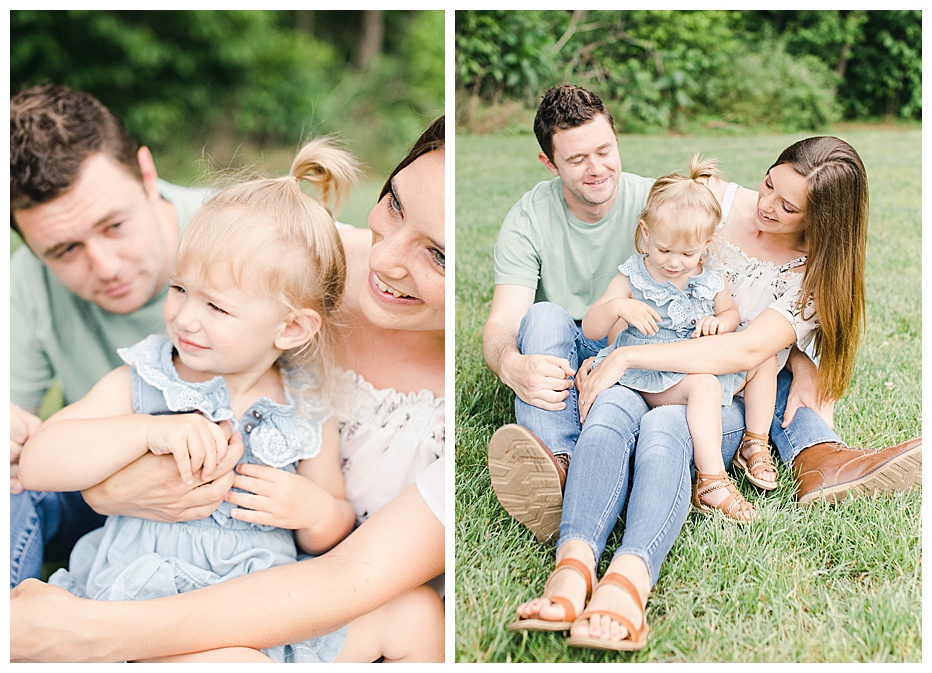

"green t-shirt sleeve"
[493,196,541,290]
[9,249,56,411]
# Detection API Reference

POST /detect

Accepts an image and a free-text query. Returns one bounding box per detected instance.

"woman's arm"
[579,308,796,421]
[10,483,443,662]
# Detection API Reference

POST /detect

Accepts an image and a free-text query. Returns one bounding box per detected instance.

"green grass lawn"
[453,126,922,662]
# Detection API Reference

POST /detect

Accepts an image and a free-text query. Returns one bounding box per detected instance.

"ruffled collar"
[620,254,724,330]
[118,334,325,468]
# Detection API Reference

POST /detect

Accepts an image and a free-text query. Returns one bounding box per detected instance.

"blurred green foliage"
[455,10,920,133]
[11,10,444,179]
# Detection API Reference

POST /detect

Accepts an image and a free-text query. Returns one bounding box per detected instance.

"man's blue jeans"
[558,367,841,586]
[515,302,607,456]
[10,489,105,589]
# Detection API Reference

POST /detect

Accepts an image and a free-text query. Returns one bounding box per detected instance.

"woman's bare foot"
[511,541,595,629]
[568,554,649,647]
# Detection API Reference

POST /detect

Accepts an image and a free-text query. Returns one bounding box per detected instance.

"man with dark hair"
[9,83,237,588]
[482,85,654,541]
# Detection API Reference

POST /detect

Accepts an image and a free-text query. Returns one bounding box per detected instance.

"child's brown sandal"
[731,431,778,490]
[692,471,758,522]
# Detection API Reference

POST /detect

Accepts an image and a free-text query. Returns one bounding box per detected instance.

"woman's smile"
[369,271,419,303]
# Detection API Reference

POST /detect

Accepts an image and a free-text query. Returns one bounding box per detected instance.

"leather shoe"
[793,437,922,506]
[488,424,567,542]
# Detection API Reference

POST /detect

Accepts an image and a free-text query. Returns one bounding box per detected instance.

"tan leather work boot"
[793,438,921,505]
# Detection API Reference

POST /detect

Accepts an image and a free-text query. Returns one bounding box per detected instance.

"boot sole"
[488,425,563,542]
[797,443,922,506]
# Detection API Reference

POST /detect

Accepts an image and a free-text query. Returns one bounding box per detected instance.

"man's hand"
[10,403,42,494]
[82,427,244,522]
[500,351,575,410]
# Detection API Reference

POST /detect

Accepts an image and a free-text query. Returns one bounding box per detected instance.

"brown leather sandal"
[731,431,778,490]
[566,572,649,651]
[507,557,594,632]
[692,471,758,522]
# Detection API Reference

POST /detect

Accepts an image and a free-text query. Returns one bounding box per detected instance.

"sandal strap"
[549,596,578,623]
[544,557,594,601]
[694,472,756,520]
[575,572,645,639]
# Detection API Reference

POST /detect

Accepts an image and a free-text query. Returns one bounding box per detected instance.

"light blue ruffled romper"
[48,333,348,663]
[591,254,746,405]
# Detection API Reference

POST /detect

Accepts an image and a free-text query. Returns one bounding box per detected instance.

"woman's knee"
[638,405,692,457]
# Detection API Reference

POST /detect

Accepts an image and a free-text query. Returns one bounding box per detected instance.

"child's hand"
[692,315,727,338]
[145,415,230,486]
[616,298,661,336]
[226,463,326,531]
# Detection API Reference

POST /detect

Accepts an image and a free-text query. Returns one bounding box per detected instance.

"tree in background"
[455,9,920,133]
[10,10,444,175]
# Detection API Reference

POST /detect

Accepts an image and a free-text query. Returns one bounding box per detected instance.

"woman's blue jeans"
[515,302,606,456]
[9,489,105,589]
[558,367,841,587]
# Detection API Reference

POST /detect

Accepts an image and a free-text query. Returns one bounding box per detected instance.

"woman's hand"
[145,415,231,485]
[577,349,629,423]
[784,346,835,429]
[784,369,836,429]
[10,579,110,662]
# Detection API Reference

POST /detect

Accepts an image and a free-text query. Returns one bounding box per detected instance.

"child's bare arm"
[582,273,661,339]
[19,366,230,491]
[18,367,146,491]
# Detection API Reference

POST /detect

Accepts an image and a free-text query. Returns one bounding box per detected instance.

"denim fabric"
[770,368,842,463]
[9,489,105,589]
[556,368,843,588]
[515,302,607,456]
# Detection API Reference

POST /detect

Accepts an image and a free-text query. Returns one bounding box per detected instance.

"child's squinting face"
[163,266,291,381]
[640,221,711,286]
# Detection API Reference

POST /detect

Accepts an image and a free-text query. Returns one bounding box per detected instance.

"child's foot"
[692,471,758,522]
[509,551,594,632]
[732,431,778,490]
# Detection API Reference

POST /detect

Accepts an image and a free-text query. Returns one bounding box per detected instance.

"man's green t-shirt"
[493,173,655,321]
[10,180,211,410]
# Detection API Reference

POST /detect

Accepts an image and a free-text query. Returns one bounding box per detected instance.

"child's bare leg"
[137,647,273,663]
[334,584,444,663]
[642,374,725,476]
[742,356,778,437]
[644,375,756,521]
[735,356,779,485]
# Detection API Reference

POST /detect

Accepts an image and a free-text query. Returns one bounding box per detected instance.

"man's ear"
[275,309,323,351]
[538,152,559,177]
[137,146,160,201]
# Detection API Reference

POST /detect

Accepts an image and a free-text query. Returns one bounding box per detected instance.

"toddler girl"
[19,139,442,662]
[582,156,779,522]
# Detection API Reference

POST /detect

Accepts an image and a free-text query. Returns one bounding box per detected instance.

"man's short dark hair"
[533,85,616,163]
[10,83,142,230]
